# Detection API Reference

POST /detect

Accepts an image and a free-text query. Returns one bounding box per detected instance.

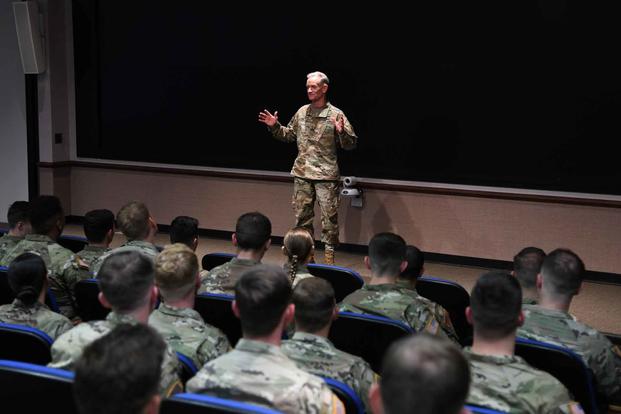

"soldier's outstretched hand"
[258,109,278,127]
[332,113,345,134]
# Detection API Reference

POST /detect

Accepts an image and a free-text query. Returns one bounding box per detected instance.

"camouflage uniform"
[0,299,73,340]
[271,103,357,246]
[49,311,183,397]
[149,303,231,368]
[0,234,91,320]
[90,240,159,276]
[518,304,621,404]
[464,348,584,414]
[0,234,23,263]
[186,338,344,414]
[75,245,110,267]
[522,297,538,305]
[282,332,378,412]
[198,258,260,295]
[286,263,315,288]
[339,283,459,343]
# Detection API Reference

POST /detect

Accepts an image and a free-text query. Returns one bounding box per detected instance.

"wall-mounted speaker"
[12,1,46,74]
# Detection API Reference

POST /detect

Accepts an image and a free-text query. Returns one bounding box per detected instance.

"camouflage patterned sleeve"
[404,303,452,341]
[271,108,302,143]
[350,359,378,413]
[602,342,621,404]
[559,401,585,414]
[337,113,357,150]
[196,331,232,367]
[318,386,345,414]
[435,304,461,344]
[161,346,184,397]
[48,317,74,340]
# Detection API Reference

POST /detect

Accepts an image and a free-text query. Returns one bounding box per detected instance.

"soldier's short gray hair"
[307,71,329,85]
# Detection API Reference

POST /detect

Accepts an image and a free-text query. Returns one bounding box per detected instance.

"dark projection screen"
[73,1,621,195]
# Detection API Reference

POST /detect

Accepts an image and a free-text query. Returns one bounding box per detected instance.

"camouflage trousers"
[292,178,340,246]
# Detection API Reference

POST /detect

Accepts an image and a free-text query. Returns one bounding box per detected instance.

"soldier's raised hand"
[332,113,345,134]
[258,109,278,127]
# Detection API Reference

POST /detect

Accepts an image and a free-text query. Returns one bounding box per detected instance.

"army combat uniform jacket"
[198,257,260,295]
[0,299,73,340]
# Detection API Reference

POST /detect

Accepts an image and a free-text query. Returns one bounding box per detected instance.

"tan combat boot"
[324,245,335,265]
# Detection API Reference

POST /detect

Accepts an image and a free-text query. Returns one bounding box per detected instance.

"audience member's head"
[366,232,407,278]
[370,333,470,414]
[233,265,293,338]
[74,323,165,414]
[29,195,64,238]
[97,251,157,314]
[539,248,585,301]
[282,226,314,282]
[292,277,336,334]
[116,201,155,241]
[468,271,522,341]
[7,252,47,306]
[155,243,199,303]
[6,200,31,236]
[512,247,546,291]
[234,212,272,251]
[399,245,425,282]
[169,216,199,250]
[83,209,115,245]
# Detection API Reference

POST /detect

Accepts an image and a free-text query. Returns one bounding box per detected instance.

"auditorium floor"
[63,225,621,336]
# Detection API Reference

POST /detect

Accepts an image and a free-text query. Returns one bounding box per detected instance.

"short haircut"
[74,324,165,414]
[116,201,151,241]
[155,243,198,301]
[235,265,291,337]
[29,195,64,234]
[368,232,406,276]
[83,209,115,243]
[513,246,546,289]
[7,201,30,229]
[541,248,585,297]
[7,252,47,306]
[400,245,424,280]
[470,271,522,340]
[98,251,155,313]
[169,216,199,247]
[380,333,470,414]
[307,71,329,85]
[234,212,272,250]
[292,278,335,333]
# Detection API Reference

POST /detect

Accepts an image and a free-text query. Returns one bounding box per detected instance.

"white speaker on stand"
[12,1,46,74]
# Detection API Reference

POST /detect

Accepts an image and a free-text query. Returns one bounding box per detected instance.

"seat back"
[416,276,472,345]
[201,253,235,272]
[0,266,61,312]
[74,278,110,321]
[0,359,77,413]
[323,377,365,414]
[307,263,364,303]
[57,235,88,254]
[465,405,508,413]
[515,337,601,414]
[194,293,241,346]
[161,393,282,414]
[0,322,53,364]
[328,311,413,373]
[176,352,199,385]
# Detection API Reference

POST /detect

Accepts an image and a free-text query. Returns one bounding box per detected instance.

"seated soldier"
[369,333,471,414]
[0,201,31,262]
[90,201,159,275]
[76,209,115,266]
[512,246,546,305]
[396,244,425,290]
[1,195,90,321]
[282,227,316,287]
[282,277,377,411]
[187,265,344,414]
[339,232,458,343]
[74,324,165,414]
[465,271,583,413]
[169,215,200,251]
[0,252,72,339]
[149,243,230,368]
[49,251,183,397]
[518,248,621,406]
[199,212,271,294]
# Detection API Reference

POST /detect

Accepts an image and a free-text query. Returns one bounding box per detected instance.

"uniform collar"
[157,302,202,321]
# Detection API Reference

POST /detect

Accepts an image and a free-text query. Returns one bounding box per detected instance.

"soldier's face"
[306,77,327,102]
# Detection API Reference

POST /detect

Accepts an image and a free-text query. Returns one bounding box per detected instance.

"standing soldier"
[259,71,357,265]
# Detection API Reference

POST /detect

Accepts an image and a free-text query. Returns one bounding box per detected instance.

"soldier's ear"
[465,306,474,326]
[98,292,112,309]
[231,300,241,319]
[536,273,543,291]
[369,383,384,414]
[232,233,238,247]
[283,303,295,327]
[364,256,371,270]
[399,260,408,273]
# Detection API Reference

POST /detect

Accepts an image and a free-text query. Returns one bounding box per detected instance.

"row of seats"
[0,358,503,413]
